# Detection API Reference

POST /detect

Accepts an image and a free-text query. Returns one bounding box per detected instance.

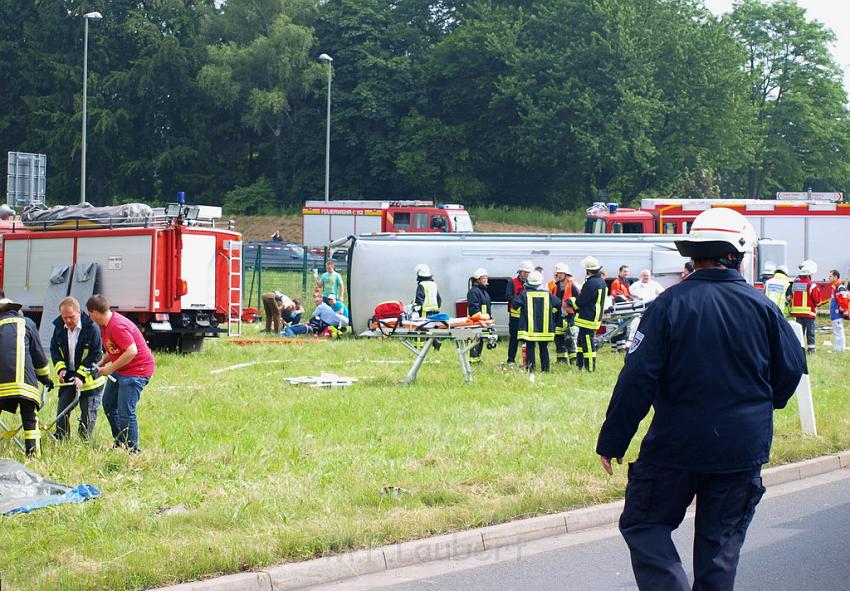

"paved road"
[308,469,850,591]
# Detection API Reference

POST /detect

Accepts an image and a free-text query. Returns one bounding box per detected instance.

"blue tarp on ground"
[0,460,100,516]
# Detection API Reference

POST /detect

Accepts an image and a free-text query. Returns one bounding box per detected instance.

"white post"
[788,320,817,435]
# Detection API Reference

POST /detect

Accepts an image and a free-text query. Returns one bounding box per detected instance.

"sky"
[703,0,850,94]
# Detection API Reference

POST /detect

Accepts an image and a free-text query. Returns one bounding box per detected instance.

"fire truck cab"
[302,200,474,247]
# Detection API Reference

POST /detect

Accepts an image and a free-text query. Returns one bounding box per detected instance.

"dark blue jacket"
[596,268,807,472]
[467,284,491,316]
[50,312,104,394]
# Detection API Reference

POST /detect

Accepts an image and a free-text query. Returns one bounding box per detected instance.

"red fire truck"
[585,194,849,280]
[302,200,474,247]
[0,205,242,352]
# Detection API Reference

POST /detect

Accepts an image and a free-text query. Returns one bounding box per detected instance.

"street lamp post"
[81,11,103,205]
[319,53,333,202]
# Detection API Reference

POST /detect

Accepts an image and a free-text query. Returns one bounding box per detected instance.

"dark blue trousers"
[619,460,765,591]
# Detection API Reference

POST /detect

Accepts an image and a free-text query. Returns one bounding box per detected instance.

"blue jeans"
[102,375,150,450]
[283,324,310,336]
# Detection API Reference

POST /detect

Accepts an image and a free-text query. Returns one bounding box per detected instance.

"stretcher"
[597,299,650,345]
[362,315,498,384]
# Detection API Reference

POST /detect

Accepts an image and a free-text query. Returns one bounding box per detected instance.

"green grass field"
[2,325,849,591]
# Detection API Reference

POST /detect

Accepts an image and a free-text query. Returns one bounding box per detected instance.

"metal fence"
[242,242,348,316]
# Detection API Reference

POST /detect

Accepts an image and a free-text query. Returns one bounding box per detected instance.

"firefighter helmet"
[582,256,602,271]
[526,271,544,287]
[415,264,432,278]
[762,262,776,275]
[775,265,790,275]
[554,262,572,275]
[472,268,488,280]
[0,298,22,313]
[674,208,757,258]
[798,260,817,276]
[518,260,534,274]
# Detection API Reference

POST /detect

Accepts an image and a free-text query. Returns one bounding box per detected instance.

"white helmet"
[415,263,432,278]
[554,262,571,275]
[472,267,488,280]
[518,260,534,274]
[775,265,789,275]
[762,262,776,275]
[582,256,602,271]
[526,270,544,287]
[674,208,757,258]
[798,260,817,276]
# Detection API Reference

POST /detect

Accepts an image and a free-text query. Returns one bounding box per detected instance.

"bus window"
[622,223,644,233]
[394,211,411,230]
[662,221,677,234]
[487,278,510,303]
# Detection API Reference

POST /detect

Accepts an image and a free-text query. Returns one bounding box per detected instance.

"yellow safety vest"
[420,280,440,314]
[764,273,790,315]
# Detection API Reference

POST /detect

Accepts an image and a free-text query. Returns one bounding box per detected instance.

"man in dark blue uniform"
[466,268,492,364]
[505,260,533,366]
[596,208,807,591]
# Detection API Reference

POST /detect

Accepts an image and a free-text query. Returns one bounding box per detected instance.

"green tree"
[197,0,322,207]
[726,0,850,197]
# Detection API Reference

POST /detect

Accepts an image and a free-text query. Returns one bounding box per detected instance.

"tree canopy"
[2,0,849,209]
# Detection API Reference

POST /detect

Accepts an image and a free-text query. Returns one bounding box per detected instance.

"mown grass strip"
[1,325,848,590]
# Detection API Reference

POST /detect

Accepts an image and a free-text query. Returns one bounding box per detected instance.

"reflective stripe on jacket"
[467,284,491,317]
[50,312,105,393]
[570,274,608,330]
[507,277,525,318]
[763,272,791,315]
[415,280,441,314]
[790,278,819,318]
[514,289,560,342]
[0,313,50,407]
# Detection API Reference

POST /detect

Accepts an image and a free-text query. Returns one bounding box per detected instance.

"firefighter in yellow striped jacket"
[0,297,53,457]
[512,271,561,372]
[568,257,609,372]
[50,297,106,440]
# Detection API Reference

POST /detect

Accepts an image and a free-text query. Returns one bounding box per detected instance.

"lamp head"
[83,11,103,19]
[318,53,333,62]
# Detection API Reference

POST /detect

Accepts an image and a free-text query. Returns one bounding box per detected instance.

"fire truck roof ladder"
[225,239,243,337]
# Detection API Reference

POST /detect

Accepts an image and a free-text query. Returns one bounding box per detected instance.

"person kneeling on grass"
[86,294,156,454]
[308,294,347,337]
[282,298,304,328]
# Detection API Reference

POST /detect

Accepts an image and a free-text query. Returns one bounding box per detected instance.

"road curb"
[156,451,850,591]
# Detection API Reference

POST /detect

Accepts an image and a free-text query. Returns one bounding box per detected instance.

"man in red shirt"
[86,294,156,453]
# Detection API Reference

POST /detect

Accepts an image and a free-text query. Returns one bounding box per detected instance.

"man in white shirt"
[50,297,106,439]
[629,269,665,302]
